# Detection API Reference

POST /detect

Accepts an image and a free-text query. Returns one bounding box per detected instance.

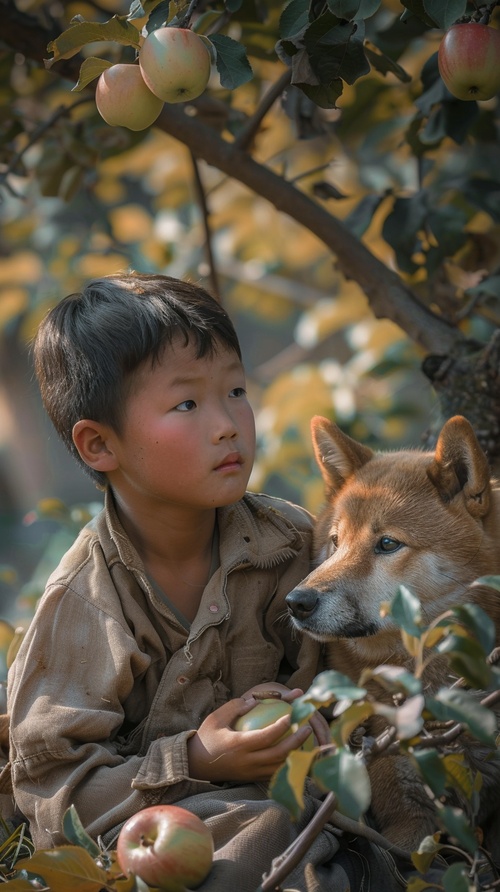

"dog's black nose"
[286,588,318,620]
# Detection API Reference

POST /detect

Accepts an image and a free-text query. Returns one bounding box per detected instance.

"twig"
[257,792,338,891]
[189,151,221,302]
[179,0,201,28]
[233,68,292,152]
[0,96,92,191]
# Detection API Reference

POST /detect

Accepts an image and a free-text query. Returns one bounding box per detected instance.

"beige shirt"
[8,489,322,848]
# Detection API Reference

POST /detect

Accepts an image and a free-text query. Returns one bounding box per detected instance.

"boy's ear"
[72,420,119,473]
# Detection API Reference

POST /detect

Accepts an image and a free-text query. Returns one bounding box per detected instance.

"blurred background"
[2,0,499,649]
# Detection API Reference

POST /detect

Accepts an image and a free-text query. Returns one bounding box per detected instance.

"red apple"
[438,23,500,101]
[95,64,164,130]
[116,804,213,891]
[139,27,211,104]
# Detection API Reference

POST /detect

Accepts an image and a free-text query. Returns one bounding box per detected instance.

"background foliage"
[1,0,500,620]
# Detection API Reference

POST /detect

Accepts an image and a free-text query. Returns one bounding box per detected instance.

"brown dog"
[286,415,500,855]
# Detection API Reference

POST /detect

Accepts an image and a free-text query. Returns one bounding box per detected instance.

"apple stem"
[140,833,155,848]
[179,0,201,28]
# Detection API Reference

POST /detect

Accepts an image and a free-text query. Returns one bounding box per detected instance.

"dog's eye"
[376,536,402,553]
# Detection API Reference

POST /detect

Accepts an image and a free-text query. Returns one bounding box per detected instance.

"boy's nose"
[214,409,238,441]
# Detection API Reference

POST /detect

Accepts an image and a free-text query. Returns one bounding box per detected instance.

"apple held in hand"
[117,804,214,891]
[139,27,212,103]
[234,698,293,737]
[438,23,500,101]
[95,64,164,130]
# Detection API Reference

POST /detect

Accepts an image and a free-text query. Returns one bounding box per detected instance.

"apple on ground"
[116,804,214,891]
[139,27,212,104]
[95,64,164,130]
[438,23,500,101]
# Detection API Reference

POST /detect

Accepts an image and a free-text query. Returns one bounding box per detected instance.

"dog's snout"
[286,589,319,621]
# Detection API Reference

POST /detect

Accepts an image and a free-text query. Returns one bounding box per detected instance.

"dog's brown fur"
[286,415,500,855]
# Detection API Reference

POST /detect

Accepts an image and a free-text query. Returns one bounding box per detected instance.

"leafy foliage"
[268,583,500,890]
[0,583,498,890]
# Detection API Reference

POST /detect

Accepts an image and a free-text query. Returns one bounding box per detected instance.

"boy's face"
[104,337,256,512]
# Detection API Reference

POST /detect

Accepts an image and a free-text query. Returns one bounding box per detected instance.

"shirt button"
[209,603,219,613]
[177,676,189,684]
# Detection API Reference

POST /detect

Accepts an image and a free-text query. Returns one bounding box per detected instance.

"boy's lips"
[215,452,243,471]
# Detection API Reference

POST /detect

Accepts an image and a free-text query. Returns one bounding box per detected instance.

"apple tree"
[1,0,500,486]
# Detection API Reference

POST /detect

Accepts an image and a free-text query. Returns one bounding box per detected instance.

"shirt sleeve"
[7,583,218,848]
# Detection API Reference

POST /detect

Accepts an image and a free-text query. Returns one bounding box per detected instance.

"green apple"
[234,698,293,737]
[234,697,315,750]
[95,64,164,130]
[139,27,211,104]
[438,23,500,101]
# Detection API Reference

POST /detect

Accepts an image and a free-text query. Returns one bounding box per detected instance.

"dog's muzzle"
[286,588,319,622]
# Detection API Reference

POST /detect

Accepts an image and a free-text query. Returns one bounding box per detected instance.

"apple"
[139,27,211,103]
[234,698,294,738]
[95,64,164,130]
[438,23,500,101]
[116,804,213,891]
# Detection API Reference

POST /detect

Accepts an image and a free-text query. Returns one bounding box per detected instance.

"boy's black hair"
[33,272,242,486]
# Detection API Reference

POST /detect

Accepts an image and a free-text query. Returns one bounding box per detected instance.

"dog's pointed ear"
[427,416,491,518]
[311,416,373,496]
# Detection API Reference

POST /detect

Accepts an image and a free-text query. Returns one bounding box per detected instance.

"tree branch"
[156,103,459,355]
[1,0,463,355]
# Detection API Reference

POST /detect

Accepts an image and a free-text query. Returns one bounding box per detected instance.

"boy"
[7,274,402,891]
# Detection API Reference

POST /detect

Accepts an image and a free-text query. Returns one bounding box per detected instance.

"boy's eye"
[175,399,197,412]
[230,387,247,398]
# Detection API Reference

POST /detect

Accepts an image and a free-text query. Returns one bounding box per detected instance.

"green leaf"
[72,57,113,92]
[298,80,344,109]
[304,17,370,86]
[210,34,253,90]
[400,0,438,27]
[438,807,477,854]
[46,16,142,67]
[411,749,447,796]
[312,749,371,819]
[364,43,411,82]
[474,574,500,592]
[62,806,101,858]
[343,194,386,237]
[450,603,496,657]
[426,688,497,745]
[14,846,108,892]
[360,664,422,697]
[436,633,492,689]
[128,0,167,19]
[466,276,500,301]
[302,670,367,705]
[390,585,424,637]
[442,861,471,892]
[423,0,467,29]
[279,0,309,39]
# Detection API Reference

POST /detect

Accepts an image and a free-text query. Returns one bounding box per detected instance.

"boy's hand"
[186,697,314,784]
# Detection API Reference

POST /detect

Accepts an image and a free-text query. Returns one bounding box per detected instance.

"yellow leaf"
[45,16,141,67]
[15,846,108,891]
